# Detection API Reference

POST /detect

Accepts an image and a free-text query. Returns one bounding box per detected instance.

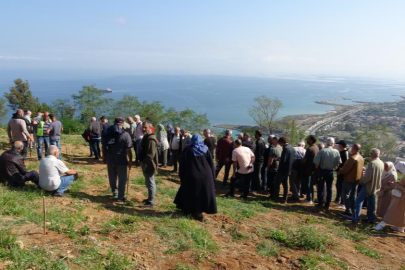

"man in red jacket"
[215,129,233,186]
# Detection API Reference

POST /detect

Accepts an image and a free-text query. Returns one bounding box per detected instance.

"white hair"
[326,137,335,146]
[371,148,380,157]
[91,117,96,122]
[204,128,211,134]
[13,141,24,150]
[225,129,232,136]
[298,141,306,147]
[48,145,59,156]
[134,115,140,120]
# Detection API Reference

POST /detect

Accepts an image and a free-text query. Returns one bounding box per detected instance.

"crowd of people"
[2,109,405,229]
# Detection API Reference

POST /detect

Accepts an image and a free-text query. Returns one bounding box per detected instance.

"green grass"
[256,240,280,257]
[101,215,139,233]
[355,245,382,259]
[216,197,270,221]
[299,253,348,270]
[90,176,106,186]
[0,229,16,249]
[268,226,330,251]
[154,218,218,254]
[226,225,247,241]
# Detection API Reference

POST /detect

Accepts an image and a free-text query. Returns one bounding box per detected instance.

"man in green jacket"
[139,122,159,207]
[353,148,384,224]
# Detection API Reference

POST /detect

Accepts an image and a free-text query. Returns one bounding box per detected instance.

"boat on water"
[101,88,112,93]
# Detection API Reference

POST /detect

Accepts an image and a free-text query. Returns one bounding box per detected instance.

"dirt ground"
[1,135,405,270]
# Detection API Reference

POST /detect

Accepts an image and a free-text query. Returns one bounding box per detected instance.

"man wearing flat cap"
[103,117,133,202]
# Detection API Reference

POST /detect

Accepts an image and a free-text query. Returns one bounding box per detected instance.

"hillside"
[0,131,404,270]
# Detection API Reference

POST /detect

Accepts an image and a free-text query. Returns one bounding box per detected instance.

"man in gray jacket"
[7,109,33,158]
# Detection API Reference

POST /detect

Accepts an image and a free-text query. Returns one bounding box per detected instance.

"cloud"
[114,17,127,25]
[0,55,41,60]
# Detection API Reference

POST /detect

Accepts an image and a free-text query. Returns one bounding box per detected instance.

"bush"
[61,116,87,134]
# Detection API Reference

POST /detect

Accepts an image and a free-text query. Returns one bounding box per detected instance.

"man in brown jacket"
[337,143,364,218]
[7,109,33,158]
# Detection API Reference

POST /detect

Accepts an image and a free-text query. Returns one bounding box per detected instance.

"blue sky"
[1,1,404,79]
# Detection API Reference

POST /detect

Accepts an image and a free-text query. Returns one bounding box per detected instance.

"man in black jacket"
[0,141,39,186]
[88,117,102,160]
[273,136,295,203]
[252,130,265,190]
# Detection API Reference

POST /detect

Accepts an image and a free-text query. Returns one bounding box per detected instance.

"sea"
[0,73,404,126]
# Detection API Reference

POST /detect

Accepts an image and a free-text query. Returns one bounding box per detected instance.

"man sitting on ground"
[0,141,39,186]
[39,145,78,196]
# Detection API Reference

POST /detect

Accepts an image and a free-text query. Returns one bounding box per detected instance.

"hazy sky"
[1,1,404,79]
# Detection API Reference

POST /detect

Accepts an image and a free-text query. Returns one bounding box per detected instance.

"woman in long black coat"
[174,134,217,221]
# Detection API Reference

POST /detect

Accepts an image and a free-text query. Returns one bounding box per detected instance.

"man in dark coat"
[252,129,265,190]
[103,118,132,202]
[174,134,217,221]
[139,122,159,206]
[0,141,39,186]
[215,129,233,186]
[273,136,295,203]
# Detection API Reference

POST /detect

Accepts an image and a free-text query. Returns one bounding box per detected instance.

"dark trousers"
[90,138,101,159]
[335,174,344,203]
[134,139,141,162]
[317,169,334,205]
[172,150,180,172]
[273,172,288,201]
[159,149,168,165]
[261,165,267,189]
[303,172,314,202]
[107,163,128,200]
[215,161,231,185]
[342,181,358,214]
[21,141,28,158]
[241,172,253,199]
[12,170,39,187]
[267,171,277,198]
[252,162,263,190]
[229,174,239,196]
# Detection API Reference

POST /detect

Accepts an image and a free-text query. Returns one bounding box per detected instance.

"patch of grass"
[91,176,106,186]
[78,225,91,236]
[337,228,367,242]
[257,240,280,257]
[158,186,178,198]
[104,250,137,270]
[69,175,87,193]
[226,225,246,241]
[101,215,139,233]
[300,253,348,270]
[268,226,330,251]
[134,176,145,185]
[175,263,198,270]
[216,197,269,221]
[0,229,16,249]
[355,245,382,259]
[154,218,218,254]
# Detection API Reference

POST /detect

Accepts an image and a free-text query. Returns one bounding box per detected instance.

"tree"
[282,118,305,145]
[249,95,282,134]
[72,85,113,122]
[0,98,8,123]
[355,125,398,161]
[51,98,75,119]
[163,108,210,132]
[138,100,165,125]
[112,95,141,119]
[4,78,40,111]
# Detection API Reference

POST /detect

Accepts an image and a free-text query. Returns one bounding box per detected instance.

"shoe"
[117,197,127,203]
[299,194,305,198]
[339,212,353,219]
[301,200,313,204]
[53,192,64,197]
[336,204,345,209]
[324,203,330,211]
[374,224,384,231]
[288,196,300,202]
[391,226,404,233]
[143,201,155,207]
[316,203,324,208]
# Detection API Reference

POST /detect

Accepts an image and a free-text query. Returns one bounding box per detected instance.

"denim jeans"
[50,139,62,160]
[215,161,231,185]
[56,175,75,194]
[107,163,128,200]
[317,169,334,205]
[303,172,314,201]
[353,185,376,222]
[37,136,50,159]
[342,181,358,214]
[90,138,101,159]
[142,167,156,204]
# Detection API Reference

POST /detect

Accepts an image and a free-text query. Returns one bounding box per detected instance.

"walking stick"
[126,167,130,196]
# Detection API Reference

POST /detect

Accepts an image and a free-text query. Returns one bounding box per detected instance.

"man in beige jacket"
[7,109,33,158]
[337,144,364,218]
[352,148,384,224]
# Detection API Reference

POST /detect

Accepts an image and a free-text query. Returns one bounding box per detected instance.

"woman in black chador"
[174,134,217,221]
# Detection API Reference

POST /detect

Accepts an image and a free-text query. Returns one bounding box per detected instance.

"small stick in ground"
[42,196,46,235]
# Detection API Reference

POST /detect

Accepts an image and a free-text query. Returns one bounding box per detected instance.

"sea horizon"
[1,73,404,126]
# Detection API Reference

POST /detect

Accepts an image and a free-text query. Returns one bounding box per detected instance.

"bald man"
[0,141,39,186]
